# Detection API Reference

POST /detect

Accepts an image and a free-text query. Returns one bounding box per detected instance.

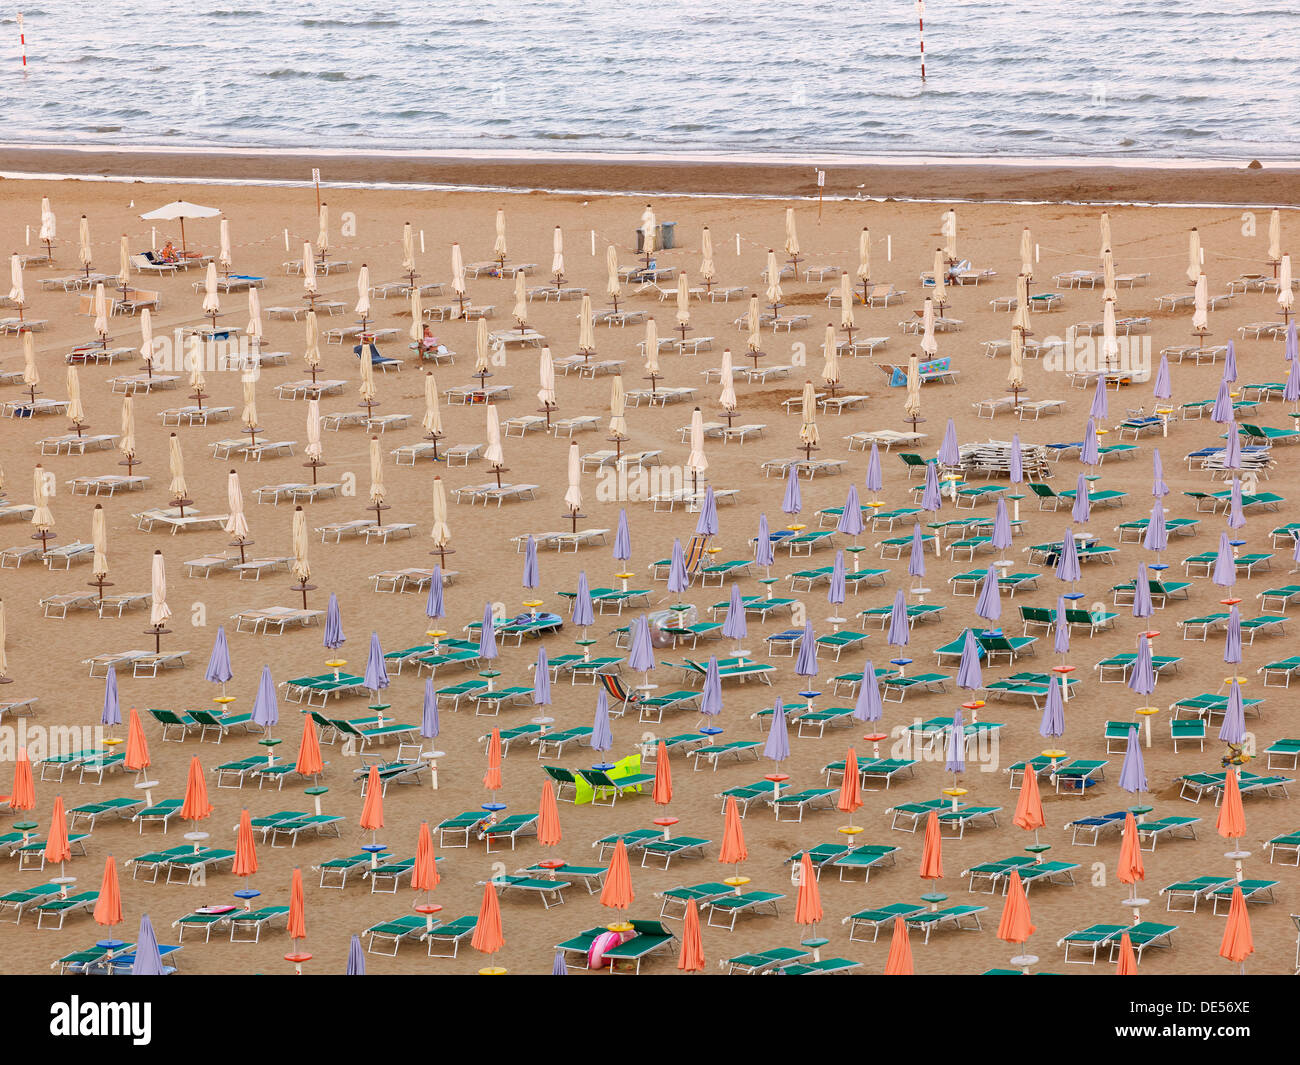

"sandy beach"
[0,171,1298,977]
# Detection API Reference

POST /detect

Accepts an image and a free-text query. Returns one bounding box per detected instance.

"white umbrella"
[512,270,527,327]
[1187,228,1202,284]
[305,398,323,462]
[369,437,385,504]
[719,349,737,412]
[676,272,691,329]
[765,249,782,306]
[484,403,505,467]
[1020,228,1034,279]
[39,198,55,250]
[246,287,263,344]
[537,347,557,409]
[409,285,423,342]
[241,376,259,431]
[905,354,922,419]
[149,550,172,628]
[839,273,855,332]
[798,381,819,449]
[1268,210,1282,265]
[856,228,871,283]
[0,599,7,679]
[91,504,108,580]
[291,507,311,585]
[168,433,188,500]
[920,297,938,356]
[1008,329,1026,392]
[686,407,708,476]
[317,203,329,257]
[31,465,53,531]
[139,200,220,255]
[8,254,25,309]
[1013,274,1031,334]
[700,227,715,285]
[304,309,320,373]
[564,441,583,513]
[1102,299,1119,366]
[430,476,450,549]
[21,329,37,389]
[451,242,467,302]
[355,264,371,321]
[746,294,762,353]
[201,263,220,316]
[92,283,108,337]
[784,208,800,260]
[358,340,377,404]
[218,219,232,273]
[475,316,491,375]
[302,241,317,295]
[1099,212,1112,260]
[65,366,85,425]
[1279,255,1294,312]
[139,308,155,369]
[402,222,415,276]
[187,334,206,394]
[644,317,660,377]
[640,204,657,255]
[578,294,595,353]
[821,324,839,387]
[119,395,136,461]
[931,248,947,307]
[78,215,92,268]
[551,226,565,281]
[422,372,443,436]
[1193,273,1209,332]
[608,376,628,439]
[606,245,622,303]
[941,208,957,259]
[1102,247,1117,303]
[493,209,508,261]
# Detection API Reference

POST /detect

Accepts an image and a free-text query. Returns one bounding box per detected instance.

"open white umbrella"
[355,264,371,321]
[700,227,715,286]
[719,349,737,413]
[139,200,220,255]
[551,226,565,282]
[149,550,172,628]
[578,294,595,354]
[564,441,583,513]
[302,241,317,295]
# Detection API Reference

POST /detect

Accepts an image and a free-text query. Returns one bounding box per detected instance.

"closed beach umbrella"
[479,603,498,660]
[422,372,442,437]
[1220,675,1246,743]
[687,407,708,479]
[1279,255,1294,312]
[564,441,582,513]
[640,204,657,255]
[537,783,562,848]
[218,219,232,273]
[93,857,123,931]
[302,240,317,295]
[1193,273,1209,332]
[66,366,85,426]
[78,215,91,268]
[22,330,38,390]
[1118,727,1147,793]
[288,867,306,943]
[1269,209,1282,265]
[9,746,34,810]
[493,208,507,261]
[857,228,871,284]
[719,349,737,412]
[746,293,762,353]
[538,347,557,409]
[754,513,774,568]
[201,262,220,317]
[1020,227,1034,279]
[8,254,24,310]
[92,282,108,336]
[853,662,882,723]
[905,354,922,419]
[304,398,323,464]
[600,839,635,910]
[920,297,938,356]
[931,249,947,310]
[422,678,440,737]
[512,270,527,327]
[291,506,310,584]
[346,936,366,975]
[224,470,249,541]
[643,317,660,376]
[837,747,862,817]
[1187,228,1201,283]
[590,690,613,753]
[765,249,782,306]
[1008,330,1025,393]
[720,794,747,866]
[425,568,445,622]
[140,309,156,371]
[131,915,165,976]
[763,698,790,762]
[799,380,819,449]
[359,765,384,830]
[168,433,188,501]
[430,476,450,550]
[412,821,441,890]
[323,593,345,650]
[1013,758,1046,835]
[240,375,259,433]
[451,242,466,301]
[1216,766,1246,842]
[606,245,622,303]
[364,631,389,693]
[472,883,505,955]
[251,665,278,731]
[233,808,258,879]
[957,629,982,690]
[355,264,371,321]
[1127,634,1156,696]
[885,917,913,975]
[676,272,690,329]
[44,795,71,869]
[149,550,171,628]
[652,741,672,805]
[91,503,109,580]
[699,227,715,284]
[522,535,540,589]
[246,287,263,346]
[303,309,320,372]
[782,463,801,515]
[837,484,864,537]
[839,272,855,332]
[295,716,323,777]
[180,755,213,823]
[205,625,233,686]
[941,208,957,259]
[821,324,839,387]
[945,708,966,775]
[1219,886,1254,969]
[358,339,377,403]
[784,207,800,260]
[919,809,943,881]
[886,589,909,647]
[1118,810,1145,888]
[316,203,329,258]
[1102,247,1116,302]
[32,464,53,532]
[678,900,705,973]
[627,614,656,674]
[578,293,595,352]
[484,404,504,469]
[101,667,120,727]
[551,225,565,281]
[996,870,1036,947]
[794,852,822,928]
[1039,670,1065,738]
[1099,212,1111,259]
[794,618,818,677]
[571,572,594,627]
[368,436,385,505]
[119,395,136,463]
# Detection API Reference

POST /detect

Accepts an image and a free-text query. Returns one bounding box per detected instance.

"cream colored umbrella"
[451,242,467,308]
[91,503,108,582]
[368,435,386,505]
[65,366,85,427]
[537,346,557,412]
[484,404,505,484]
[305,398,323,463]
[8,254,25,314]
[1193,273,1209,333]
[1020,228,1034,280]
[241,375,260,437]
[941,209,957,260]
[931,248,947,308]
[39,198,56,257]
[168,432,189,504]
[1102,299,1119,367]
[640,204,657,256]
[719,349,737,413]
[920,298,938,357]
[355,264,371,322]
[139,308,155,373]
[430,476,451,555]
[857,228,871,288]
[21,329,38,393]
[201,263,219,318]
[512,270,527,329]
[1187,229,1202,284]
[606,245,622,307]
[149,550,172,629]
[291,506,311,586]
[475,316,491,377]
[402,221,416,277]
[821,324,840,390]
[1099,212,1112,260]
[798,380,819,454]
[187,333,206,398]
[493,208,508,263]
[1278,255,1294,312]
[0,598,8,679]
[409,285,424,342]
[578,293,595,354]
[31,464,53,531]
[608,375,628,440]
[1013,274,1031,334]
[784,208,800,261]
[839,273,855,333]
[686,406,708,487]
[700,227,715,287]
[905,354,922,420]
[118,395,136,465]
[302,241,317,295]
[218,219,232,274]
[358,340,377,405]
[92,282,108,338]
[746,293,763,354]
[1268,210,1282,266]
[246,287,263,348]
[78,215,92,270]
[422,371,443,438]
[643,317,661,383]
[564,441,583,516]
[765,249,783,307]
[1102,247,1117,303]
[675,272,691,332]
[316,203,329,258]
[551,226,565,283]
[304,309,320,374]
[1008,329,1026,395]
[225,471,250,542]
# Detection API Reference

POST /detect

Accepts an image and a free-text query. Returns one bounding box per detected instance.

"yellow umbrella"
[305,398,323,462]
[422,372,443,437]
[92,283,108,338]
[304,309,320,373]
[608,375,628,439]
[484,404,505,468]
[402,222,416,277]
[1187,228,1202,284]
[798,380,819,450]
[409,286,423,342]
[941,208,957,259]
[718,349,737,412]
[578,294,595,353]
[78,215,92,268]
[218,219,232,274]
[118,395,136,462]
[368,436,385,505]
[765,249,782,306]
[700,227,715,285]
[493,208,508,262]
[22,330,38,389]
[355,264,371,321]
[551,226,565,282]
[291,506,311,585]
[686,407,708,477]
[905,354,922,419]
[920,297,938,357]
[839,273,855,332]
[675,272,691,330]
[168,432,188,500]
[512,270,527,328]
[91,503,108,580]
[643,318,660,377]
[564,441,583,513]
[784,208,800,260]
[1020,228,1034,279]
[931,248,947,308]
[32,464,53,531]
[65,366,85,426]
[149,550,171,628]
[241,376,259,432]
[821,324,839,388]
[139,308,155,370]
[302,241,317,295]
[224,470,250,541]
[317,203,329,258]
[430,476,450,549]
[606,245,622,304]
[538,347,557,409]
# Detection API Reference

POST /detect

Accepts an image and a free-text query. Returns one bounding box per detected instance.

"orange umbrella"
[287,866,306,941]
[44,795,71,868]
[125,708,151,772]
[884,916,914,975]
[677,898,705,972]
[919,809,943,881]
[794,852,822,927]
[1216,768,1246,840]
[9,746,34,811]
[1114,931,1138,975]
[537,781,562,847]
[295,716,323,777]
[719,795,747,867]
[1117,811,1144,886]
[600,838,635,910]
[471,881,504,954]
[1012,759,1045,836]
[652,741,672,805]
[92,856,123,929]
[483,727,502,791]
[359,765,384,831]
[1219,885,1254,967]
[180,755,212,822]
[837,746,862,816]
[233,808,258,878]
[412,821,440,892]
[996,869,1036,945]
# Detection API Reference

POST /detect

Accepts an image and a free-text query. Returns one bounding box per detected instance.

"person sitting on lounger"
[159,241,179,264]
[419,325,441,355]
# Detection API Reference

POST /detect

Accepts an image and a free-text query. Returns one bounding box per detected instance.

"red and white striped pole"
[17,12,27,67]
[916,0,925,80]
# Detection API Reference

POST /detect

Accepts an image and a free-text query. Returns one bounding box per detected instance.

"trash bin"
[635,222,676,252]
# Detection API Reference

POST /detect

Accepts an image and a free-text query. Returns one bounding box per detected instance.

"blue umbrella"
[1118,727,1147,794]
[1127,635,1156,696]
[1070,473,1091,524]
[1055,529,1081,584]
[921,460,942,511]
[1152,352,1172,401]
[130,914,165,975]
[975,568,1001,622]
[836,484,864,537]
[667,538,689,593]
[571,571,594,627]
[627,614,656,674]
[1053,595,1071,657]
[754,514,775,568]
[827,550,846,607]
[1223,339,1238,383]
[1211,531,1236,588]
[364,632,390,690]
[700,655,722,716]
[938,418,960,465]
[1009,433,1023,484]
[424,568,445,620]
[324,593,346,649]
[478,604,498,660]
[205,625,233,686]
[1039,674,1065,739]
[1143,500,1167,554]
[944,708,965,775]
[346,934,366,975]
[907,524,926,579]
[865,443,883,494]
[613,508,631,561]
[101,667,121,727]
[886,589,910,647]
[1080,418,1099,466]
[695,486,719,536]
[782,463,802,515]
[853,662,883,723]
[1151,449,1169,498]
[1227,478,1247,530]
[552,952,568,976]
[794,619,819,677]
[1089,376,1109,420]
[1223,606,1243,666]
[522,535,540,589]
[1211,378,1234,423]
[252,664,279,729]
[956,630,982,690]
[533,646,551,705]
[591,690,613,752]
[991,497,1013,551]
[721,584,747,641]
[1131,563,1154,619]
[421,679,440,739]
[763,698,790,763]
[1219,677,1246,743]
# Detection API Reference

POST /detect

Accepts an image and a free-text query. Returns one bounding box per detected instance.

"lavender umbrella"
[667,538,690,593]
[721,584,747,641]
[1223,606,1243,666]
[1009,433,1024,484]
[1089,376,1109,420]
[886,589,910,647]
[991,497,1013,551]
[1118,727,1147,794]
[853,661,883,723]
[421,678,440,739]
[1039,674,1065,739]
[1285,355,1300,404]
[1127,635,1156,696]
[613,508,631,561]
[101,667,121,727]
[1227,478,1247,530]
[1131,563,1154,619]
[1070,473,1091,524]
[478,604,499,660]
[1223,421,1242,470]
[754,514,775,568]
[695,486,719,536]
[627,614,656,674]
[324,592,346,648]
[699,655,722,716]
[1152,352,1172,401]
[130,914,165,976]
[1223,339,1238,383]
[1219,677,1246,743]
[938,418,960,466]
[346,934,366,975]
[252,663,279,729]
[1053,595,1071,657]
[975,567,1002,622]
[1211,532,1236,588]
[836,484,864,537]
[522,535,540,589]
[782,463,802,515]
[1288,321,1299,363]
[364,632,389,692]
[1055,529,1081,584]
[956,630,983,690]
[533,646,552,705]
[865,443,883,494]
[763,698,791,763]
[828,550,847,608]
[1080,418,1099,466]
[907,524,926,579]
[1151,449,1169,498]
[571,572,594,628]
[424,568,445,620]
[591,690,613,752]
[944,707,965,775]
[921,460,942,512]
[552,952,568,976]
[1143,501,1168,554]
[205,625,233,686]
[1211,378,1234,424]
[794,619,819,677]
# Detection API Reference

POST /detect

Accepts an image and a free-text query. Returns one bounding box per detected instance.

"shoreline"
[3,145,1300,206]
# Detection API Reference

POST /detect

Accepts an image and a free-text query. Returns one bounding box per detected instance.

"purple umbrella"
[1009,433,1024,484]
[1080,418,1099,466]
[921,460,942,511]
[828,550,847,607]
[721,584,747,641]
[1223,606,1243,666]
[1070,473,1091,524]
[754,514,775,568]
[533,646,551,705]
[1127,635,1156,696]
[991,497,1013,551]
[1153,351,1172,401]
[1219,677,1246,743]
[1089,376,1109,420]
[205,625,233,686]
[613,508,631,561]
[782,463,802,515]
[794,619,819,677]
[956,629,983,690]
[1285,355,1300,404]
[1227,478,1247,530]
[853,662,882,723]
[1294,533,1300,568]
[836,484,864,537]
[1223,420,1242,470]
[695,486,719,536]
[1151,449,1169,498]
[1143,501,1168,554]
[571,572,594,627]
[364,633,390,691]
[1131,563,1154,619]
[1053,595,1071,657]
[478,604,499,660]
[324,592,346,649]
[667,538,690,593]
[1039,674,1065,739]
[1211,378,1234,424]
[130,914,165,976]
[101,667,121,727]
[252,663,279,729]
[1288,321,1299,363]
[522,535,540,589]
[1223,339,1238,383]
[763,698,790,763]
[975,567,1001,622]
[424,569,445,620]
[886,589,910,647]
[907,524,927,579]
[421,678,440,739]
[699,655,722,716]
[1211,531,1236,588]
[1055,529,1081,584]
[866,443,883,494]
[944,708,965,775]
[552,952,568,976]
[627,614,656,674]
[591,690,613,752]
[347,934,366,975]
[938,418,960,466]
[1118,727,1147,794]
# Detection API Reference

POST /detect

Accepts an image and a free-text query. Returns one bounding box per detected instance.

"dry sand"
[0,172,1298,976]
